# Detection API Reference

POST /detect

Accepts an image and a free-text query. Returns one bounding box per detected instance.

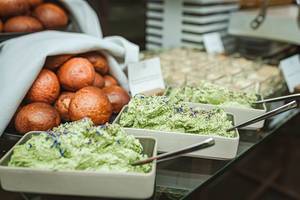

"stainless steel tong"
[251,0,300,30]
[255,93,300,104]
[227,101,298,131]
[250,0,269,29]
[132,100,299,166]
[132,138,215,166]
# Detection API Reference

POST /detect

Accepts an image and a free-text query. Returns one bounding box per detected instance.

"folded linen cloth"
[60,0,103,37]
[0,30,139,135]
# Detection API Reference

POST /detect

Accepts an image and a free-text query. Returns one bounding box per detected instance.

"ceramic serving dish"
[114,106,239,160]
[0,131,157,199]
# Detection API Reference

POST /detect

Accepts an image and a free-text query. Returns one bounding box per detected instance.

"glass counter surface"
[0,108,299,200]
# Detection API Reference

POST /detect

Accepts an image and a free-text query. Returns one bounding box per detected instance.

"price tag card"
[279,54,300,93]
[128,57,165,96]
[203,32,225,54]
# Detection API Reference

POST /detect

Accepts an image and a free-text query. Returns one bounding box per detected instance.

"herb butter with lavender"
[8,118,151,173]
[166,81,257,109]
[118,95,235,138]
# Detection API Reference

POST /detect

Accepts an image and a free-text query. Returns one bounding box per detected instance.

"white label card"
[279,54,300,93]
[128,57,165,96]
[203,32,224,54]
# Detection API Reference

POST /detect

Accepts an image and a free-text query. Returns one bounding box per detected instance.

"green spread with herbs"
[8,118,151,173]
[166,81,257,108]
[118,95,235,138]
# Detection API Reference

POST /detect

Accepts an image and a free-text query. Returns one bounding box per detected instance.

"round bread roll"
[8,105,23,129]
[33,3,68,29]
[103,75,118,87]
[28,0,43,7]
[103,86,130,113]
[93,73,105,88]
[26,69,60,104]
[4,16,43,33]
[54,92,74,121]
[44,54,73,70]
[69,86,112,125]
[0,0,29,17]
[0,19,3,32]
[80,51,109,75]
[57,57,95,91]
[15,102,61,134]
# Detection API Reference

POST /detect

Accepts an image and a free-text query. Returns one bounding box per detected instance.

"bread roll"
[0,0,29,17]
[93,73,105,88]
[33,3,68,29]
[26,69,60,104]
[44,54,73,70]
[4,16,43,33]
[80,51,109,75]
[69,86,112,125]
[103,85,130,113]
[103,75,118,87]
[0,19,3,32]
[54,92,74,121]
[28,0,43,7]
[15,102,60,134]
[57,57,95,91]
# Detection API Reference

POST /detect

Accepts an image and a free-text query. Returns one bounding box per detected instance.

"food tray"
[187,95,267,130]
[114,106,239,160]
[0,132,157,199]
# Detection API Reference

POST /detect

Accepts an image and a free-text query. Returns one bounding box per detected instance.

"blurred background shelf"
[228,5,300,45]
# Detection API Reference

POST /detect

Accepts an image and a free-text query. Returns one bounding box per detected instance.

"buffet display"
[0,0,69,33]
[0,43,290,197]
[12,51,130,134]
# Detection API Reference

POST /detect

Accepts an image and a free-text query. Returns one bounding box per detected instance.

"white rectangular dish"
[0,132,157,199]
[187,95,267,130]
[114,107,239,160]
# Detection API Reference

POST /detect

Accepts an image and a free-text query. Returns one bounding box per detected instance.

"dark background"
[87,0,146,49]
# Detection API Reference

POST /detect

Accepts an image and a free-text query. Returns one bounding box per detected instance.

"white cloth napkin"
[60,0,103,37]
[0,31,139,135]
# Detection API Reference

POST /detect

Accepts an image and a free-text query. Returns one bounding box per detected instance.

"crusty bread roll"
[15,102,61,134]
[26,69,60,104]
[103,85,130,113]
[54,92,74,121]
[93,73,105,88]
[80,51,109,75]
[69,86,112,125]
[0,19,3,32]
[28,0,43,7]
[4,16,43,33]
[44,54,73,70]
[103,75,118,87]
[0,0,30,18]
[57,57,95,91]
[33,3,68,29]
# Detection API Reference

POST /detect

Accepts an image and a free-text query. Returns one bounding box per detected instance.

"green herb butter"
[8,118,151,173]
[119,95,235,138]
[166,81,257,108]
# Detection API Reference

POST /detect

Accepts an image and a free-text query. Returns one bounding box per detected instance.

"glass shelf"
[0,107,299,200]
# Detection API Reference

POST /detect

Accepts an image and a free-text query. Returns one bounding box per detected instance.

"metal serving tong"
[250,0,269,30]
[227,101,298,131]
[133,101,299,166]
[255,93,300,104]
[132,138,215,166]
